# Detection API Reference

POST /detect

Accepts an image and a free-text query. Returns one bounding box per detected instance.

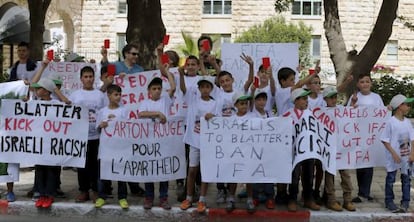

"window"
[203,0,232,15]
[310,36,321,61]
[117,33,127,60]
[387,40,398,61]
[292,0,322,16]
[118,0,127,14]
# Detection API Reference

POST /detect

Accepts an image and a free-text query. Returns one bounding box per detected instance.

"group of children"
[2,39,414,214]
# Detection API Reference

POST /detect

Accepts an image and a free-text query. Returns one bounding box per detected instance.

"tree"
[126,0,166,70]
[235,16,312,71]
[28,0,51,60]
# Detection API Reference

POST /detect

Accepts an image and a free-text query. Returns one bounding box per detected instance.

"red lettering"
[4,118,33,131]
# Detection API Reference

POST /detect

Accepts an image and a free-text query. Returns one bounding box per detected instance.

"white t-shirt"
[347,91,384,106]
[69,89,107,140]
[16,63,39,81]
[380,116,414,173]
[138,94,173,117]
[275,87,293,116]
[308,93,326,109]
[215,89,236,117]
[250,108,274,119]
[183,87,219,148]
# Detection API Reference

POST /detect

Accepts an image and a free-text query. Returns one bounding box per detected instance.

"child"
[284,88,320,212]
[95,84,129,209]
[69,66,107,203]
[322,86,356,212]
[179,76,218,213]
[30,78,61,208]
[224,92,255,213]
[249,89,275,209]
[138,72,176,210]
[348,74,384,203]
[381,94,414,213]
[274,67,316,205]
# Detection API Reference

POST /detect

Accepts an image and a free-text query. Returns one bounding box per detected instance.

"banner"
[200,117,292,183]
[332,106,390,169]
[221,43,299,90]
[0,99,89,167]
[285,108,337,175]
[99,117,186,182]
[0,80,28,99]
[0,163,19,183]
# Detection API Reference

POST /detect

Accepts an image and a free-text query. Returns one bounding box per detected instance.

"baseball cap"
[197,76,214,88]
[232,91,252,105]
[31,78,57,92]
[65,52,85,62]
[322,86,338,98]
[148,77,163,89]
[254,88,267,99]
[48,73,63,85]
[290,88,311,102]
[390,94,414,110]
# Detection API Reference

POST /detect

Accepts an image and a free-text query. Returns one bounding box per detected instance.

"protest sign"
[0,99,89,167]
[221,43,299,90]
[332,106,390,169]
[0,163,19,183]
[284,108,337,175]
[99,117,186,182]
[200,117,292,183]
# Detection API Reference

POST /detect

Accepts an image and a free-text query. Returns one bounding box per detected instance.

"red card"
[107,64,116,76]
[162,35,170,45]
[254,76,259,88]
[202,40,210,51]
[46,50,54,61]
[309,68,315,75]
[161,53,170,64]
[104,39,110,49]
[262,57,270,69]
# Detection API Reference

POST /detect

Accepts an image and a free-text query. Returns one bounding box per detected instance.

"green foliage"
[372,75,414,117]
[234,16,313,69]
[177,31,221,58]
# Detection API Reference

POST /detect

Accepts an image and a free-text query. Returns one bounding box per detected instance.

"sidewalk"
[1,168,414,221]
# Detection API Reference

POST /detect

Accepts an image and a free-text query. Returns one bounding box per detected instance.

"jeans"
[145,181,169,199]
[385,170,411,206]
[289,159,314,201]
[78,139,99,192]
[98,180,127,200]
[35,165,60,196]
[356,167,373,198]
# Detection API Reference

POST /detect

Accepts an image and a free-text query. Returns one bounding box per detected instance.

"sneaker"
[75,192,89,202]
[143,198,153,210]
[42,197,53,208]
[287,200,297,212]
[343,202,356,211]
[32,192,40,202]
[326,201,343,211]
[180,199,192,210]
[246,200,256,214]
[386,202,399,212]
[6,192,15,202]
[176,183,185,202]
[225,200,235,212]
[35,196,45,208]
[265,199,275,209]
[197,201,207,213]
[304,200,321,211]
[351,196,363,203]
[95,198,106,208]
[216,189,226,204]
[119,198,129,209]
[401,201,409,212]
[159,198,171,210]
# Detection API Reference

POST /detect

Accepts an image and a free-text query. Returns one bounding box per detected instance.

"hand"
[156,43,164,54]
[206,54,217,66]
[103,75,114,85]
[42,59,50,67]
[119,72,126,79]
[99,121,108,129]
[350,92,358,107]
[205,113,215,121]
[158,112,167,124]
[240,53,253,66]
[392,153,401,164]
[265,65,273,76]
[178,66,185,75]
[63,99,72,105]
[101,46,108,57]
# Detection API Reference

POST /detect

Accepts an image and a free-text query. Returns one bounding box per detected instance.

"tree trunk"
[28,0,51,61]
[126,0,166,70]
[324,0,399,97]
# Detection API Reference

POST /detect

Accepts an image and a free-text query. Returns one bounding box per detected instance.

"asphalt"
[1,168,414,222]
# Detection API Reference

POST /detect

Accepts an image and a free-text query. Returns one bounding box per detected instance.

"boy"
[284,88,320,212]
[381,94,414,213]
[179,76,218,213]
[95,84,129,209]
[322,86,356,212]
[138,71,176,210]
[348,74,384,203]
[30,78,61,208]
[69,66,107,203]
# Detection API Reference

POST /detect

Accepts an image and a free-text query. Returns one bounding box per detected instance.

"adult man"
[101,43,144,77]
[8,41,39,82]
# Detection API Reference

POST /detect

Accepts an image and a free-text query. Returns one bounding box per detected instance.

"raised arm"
[31,59,50,83]
[178,66,186,95]
[166,68,176,98]
[241,53,254,92]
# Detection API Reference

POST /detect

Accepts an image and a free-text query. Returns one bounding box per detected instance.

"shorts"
[189,146,200,167]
